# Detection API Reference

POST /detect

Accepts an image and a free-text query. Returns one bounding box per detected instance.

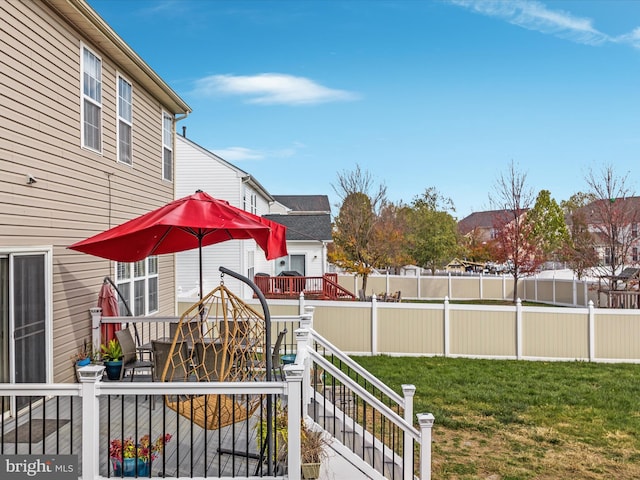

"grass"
[352,356,640,480]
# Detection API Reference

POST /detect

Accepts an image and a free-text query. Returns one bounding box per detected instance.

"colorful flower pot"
[76,358,91,367]
[112,458,150,477]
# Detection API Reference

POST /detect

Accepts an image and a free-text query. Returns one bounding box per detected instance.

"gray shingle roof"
[273,195,331,213]
[263,213,332,241]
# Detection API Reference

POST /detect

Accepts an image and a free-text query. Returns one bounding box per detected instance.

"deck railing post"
[90,307,102,354]
[417,413,435,480]
[402,385,416,480]
[295,327,312,408]
[284,364,304,480]
[79,365,105,480]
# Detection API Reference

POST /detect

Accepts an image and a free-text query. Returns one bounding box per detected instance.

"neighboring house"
[457,209,508,243]
[175,133,277,299]
[265,195,333,277]
[573,197,640,269]
[175,135,334,298]
[1,0,190,384]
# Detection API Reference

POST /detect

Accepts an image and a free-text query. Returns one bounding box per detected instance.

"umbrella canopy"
[98,280,121,343]
[69,190,288,298]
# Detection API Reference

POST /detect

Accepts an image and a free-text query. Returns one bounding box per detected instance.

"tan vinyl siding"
[1,0,182,382]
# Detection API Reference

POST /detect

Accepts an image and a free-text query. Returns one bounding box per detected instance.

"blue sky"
[87,0,640,219]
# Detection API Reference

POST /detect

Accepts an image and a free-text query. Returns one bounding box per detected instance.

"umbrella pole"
[218,266,273,475]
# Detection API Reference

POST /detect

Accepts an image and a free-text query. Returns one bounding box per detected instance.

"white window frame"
[81,44,102,153]
[162,112,174,182]
[117,74,133,166]
[115,257,159,316]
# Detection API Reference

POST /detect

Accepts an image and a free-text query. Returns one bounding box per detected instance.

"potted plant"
[101,338,123,380]
[300,423,330,479]
[109,433,172,477]
[256,402,329,479]
[71,340,95,367]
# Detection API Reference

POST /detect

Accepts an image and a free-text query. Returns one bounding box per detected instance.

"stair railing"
[292,306,433,480]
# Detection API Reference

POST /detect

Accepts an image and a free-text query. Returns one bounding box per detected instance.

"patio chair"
[152,340,192,382]
[115,329,154,381]
[160,284,264,430]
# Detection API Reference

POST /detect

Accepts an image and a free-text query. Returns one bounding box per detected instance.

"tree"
[525,190,570,261]
[406,187,459,274]
[584,165,638,277]
[370,202,413,274]
[560,192,599,280]
[490,160,538,302]
[329,165,387,293]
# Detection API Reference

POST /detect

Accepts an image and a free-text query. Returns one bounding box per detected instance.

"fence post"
[516,298,523,360]
[417,413,435,480]
[447,273,452,300]
[443,297,450,357]
[588,300,595,361]
[79,365,105,480]
[418,273,421,300]
[299,291,305,315]
[573,278,577,307]
[402,385,416,480]
[284,364,304,480]
[371,294,378,355]
[479,273,483,300]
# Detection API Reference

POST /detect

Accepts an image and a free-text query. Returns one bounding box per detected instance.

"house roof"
[458,209,529,235]
[263,214,332,242]
[575,196,640,224]
[46,0,191,115]
[272,195,331,214]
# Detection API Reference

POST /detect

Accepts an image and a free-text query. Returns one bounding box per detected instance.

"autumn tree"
[406,187,459,274]
[583,165,639,277]
[560,192,599,279]
[329,165,387,293]
[370,202,412,274]
[525,190,570,261]
[490,160,539,302]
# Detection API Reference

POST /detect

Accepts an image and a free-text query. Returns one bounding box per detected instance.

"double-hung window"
[81,45,102,152]
[162,112,173,181]
[117,75,133,165]
[116,257,158,316]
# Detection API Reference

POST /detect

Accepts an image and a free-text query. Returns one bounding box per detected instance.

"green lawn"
[353,356,640,480]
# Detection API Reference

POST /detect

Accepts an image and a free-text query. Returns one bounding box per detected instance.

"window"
[81,45,102,152]
[633,223,638,238]
[247,250,255,281]
[604,247,612,265]
[251,193,257,214]
[117,75,133,165]
[116,257,158,316]
[633,247,638,263]
[162,112,173,181]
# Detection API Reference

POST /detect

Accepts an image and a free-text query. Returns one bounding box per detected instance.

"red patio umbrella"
[69,190,287,299]
[98,279,121,343]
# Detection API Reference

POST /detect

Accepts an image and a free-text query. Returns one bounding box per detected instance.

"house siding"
[1,0,185,383]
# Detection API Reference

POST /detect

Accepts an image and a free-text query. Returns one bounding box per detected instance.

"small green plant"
[100,339,123,361]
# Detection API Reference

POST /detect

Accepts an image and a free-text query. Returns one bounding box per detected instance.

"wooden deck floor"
[1,388,277,478]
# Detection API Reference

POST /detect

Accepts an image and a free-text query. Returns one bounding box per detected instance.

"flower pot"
[112,458,150,477]
[104,360,123,380]
[301,462,321,479]
[76,358,91,367]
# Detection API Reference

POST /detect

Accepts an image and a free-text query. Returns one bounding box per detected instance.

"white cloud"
[212,147,264,161]
[615,27,640,49]
[193,73,359,105]
[212,142,305,162]
[450,0,611,46]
